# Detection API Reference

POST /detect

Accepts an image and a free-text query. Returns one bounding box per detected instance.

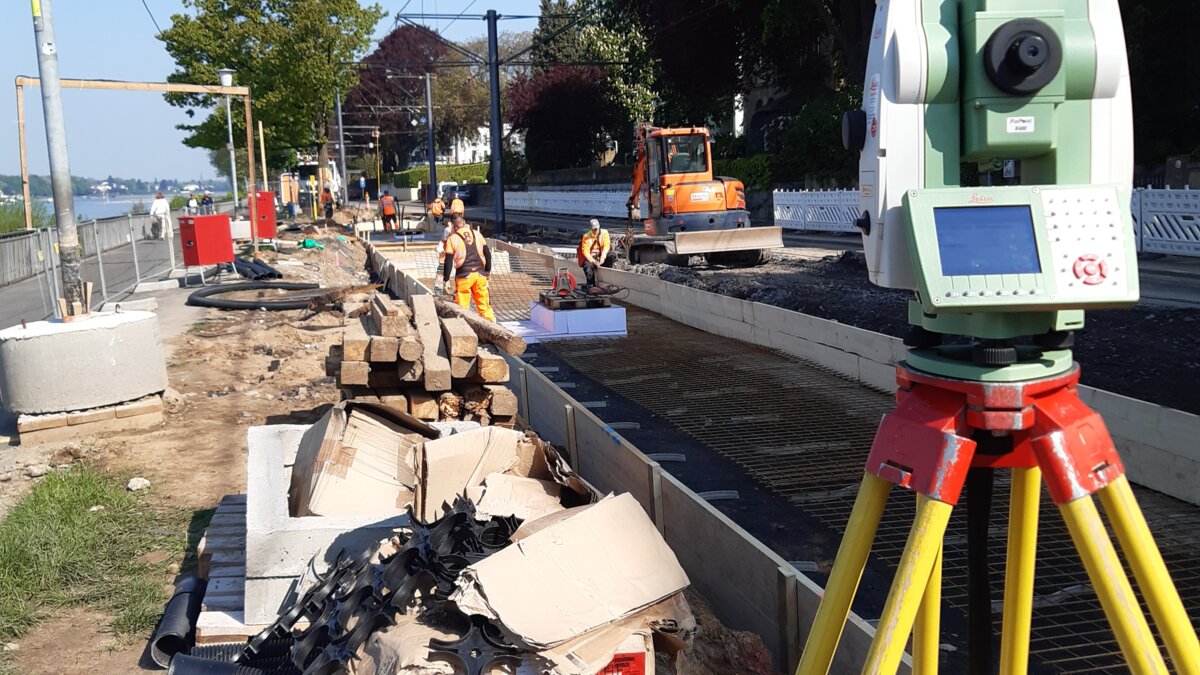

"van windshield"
[661,135,708,174]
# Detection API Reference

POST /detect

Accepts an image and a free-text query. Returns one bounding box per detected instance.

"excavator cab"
[626,125,782,266]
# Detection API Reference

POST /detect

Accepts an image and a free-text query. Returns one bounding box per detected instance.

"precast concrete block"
[0,311,168,415]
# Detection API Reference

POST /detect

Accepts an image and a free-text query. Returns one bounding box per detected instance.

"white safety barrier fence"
[772,189,862,233]
[1133,188,1200,256]
[505,189,630,218]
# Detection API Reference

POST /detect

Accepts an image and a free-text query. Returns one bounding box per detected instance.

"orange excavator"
[624,123,783,265]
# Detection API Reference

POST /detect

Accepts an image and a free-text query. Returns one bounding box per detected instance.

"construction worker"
[450,194,465,218]
[579,218,615,287]
[429,195,445,227]
[439,213,494,321]
[320,186,335,227]
[379,190,397,231]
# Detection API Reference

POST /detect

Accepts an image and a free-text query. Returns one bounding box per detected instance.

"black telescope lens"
[1012,34,1048,72]
[984,19,1062,95]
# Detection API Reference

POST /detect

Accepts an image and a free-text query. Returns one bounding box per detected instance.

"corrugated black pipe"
[166,654,271,675]
[150,576,207,668]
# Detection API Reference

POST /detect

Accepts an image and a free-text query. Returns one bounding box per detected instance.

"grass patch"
[0,201,51,235]
[0,466,189,654]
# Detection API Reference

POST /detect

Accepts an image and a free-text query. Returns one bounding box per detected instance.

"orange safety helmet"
[450,197,465,215]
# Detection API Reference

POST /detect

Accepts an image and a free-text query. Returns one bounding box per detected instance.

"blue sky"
[1,1,540,181]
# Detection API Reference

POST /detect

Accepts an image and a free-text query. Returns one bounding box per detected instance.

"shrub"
[393,162,488,188]
[714,154,773,191]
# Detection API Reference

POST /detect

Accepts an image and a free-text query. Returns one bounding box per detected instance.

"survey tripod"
[796,341,1200,674]
[794,0,1200,672]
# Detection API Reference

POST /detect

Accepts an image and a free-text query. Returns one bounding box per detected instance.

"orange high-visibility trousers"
[454,271,494,321]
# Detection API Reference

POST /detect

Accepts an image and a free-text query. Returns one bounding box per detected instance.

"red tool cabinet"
[179,214,234,266]
[253,191,278,240]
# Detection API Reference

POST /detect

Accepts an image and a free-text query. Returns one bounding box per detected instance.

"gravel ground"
[618,250,1200,415]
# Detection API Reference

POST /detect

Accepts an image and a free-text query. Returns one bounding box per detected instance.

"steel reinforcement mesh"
[381,247,553,322]
[542,306,1200,673]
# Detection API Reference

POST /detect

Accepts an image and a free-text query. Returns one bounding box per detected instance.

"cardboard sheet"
[469,473,564,522]
[451,494,690,649]
[416,428,592,523]
[289,401,436,517]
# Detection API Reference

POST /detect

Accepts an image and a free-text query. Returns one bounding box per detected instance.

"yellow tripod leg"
[912,540,942,675]
[999,466,1041,675]
[1060,494,1169,674]
[862,494,954,675]
[1099,475,1200,675]
[795,473,891,675]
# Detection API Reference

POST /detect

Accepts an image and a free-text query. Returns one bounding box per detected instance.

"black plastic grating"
[542,306,1200,673]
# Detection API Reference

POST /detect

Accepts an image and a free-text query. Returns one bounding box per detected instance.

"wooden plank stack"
[327,292,518,427]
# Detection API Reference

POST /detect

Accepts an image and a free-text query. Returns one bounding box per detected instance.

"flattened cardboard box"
[414,427,592,523]
[452,493,690,650]
[289,400,437,517]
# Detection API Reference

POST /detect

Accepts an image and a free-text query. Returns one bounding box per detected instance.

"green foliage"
[0,201,51,235]
[393,163,489,188]
[169,196,190,209]
[773,89,861,185]
[0,466,188,650]
[714,155,774,191]
[159,0,385,171]
[489,140,530,186]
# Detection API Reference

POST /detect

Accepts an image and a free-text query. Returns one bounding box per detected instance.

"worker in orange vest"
[450,195,465,217]
[429,195,445,227]
[379,191,398,231]
[578,218,615,287]
[438,214,494,321]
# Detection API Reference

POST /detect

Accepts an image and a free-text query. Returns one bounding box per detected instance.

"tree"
[343,25,531,172]
[507,66,626,171]
[532,0,587,69]
[1121,0,1200,167]
[159,0,384,182]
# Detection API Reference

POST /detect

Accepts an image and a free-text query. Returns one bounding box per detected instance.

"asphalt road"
[0,236,182,331]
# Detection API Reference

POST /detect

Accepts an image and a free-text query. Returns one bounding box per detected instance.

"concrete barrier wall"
[361,238,901,674]
[497,242,1200,508]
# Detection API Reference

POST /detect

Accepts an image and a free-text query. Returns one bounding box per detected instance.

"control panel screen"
[933,205,1041,276]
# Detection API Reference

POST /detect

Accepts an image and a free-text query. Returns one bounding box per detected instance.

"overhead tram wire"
[138,0,164,36]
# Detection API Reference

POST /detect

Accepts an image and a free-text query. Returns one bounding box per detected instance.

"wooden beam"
[15,84,31,229]
[15,76,250,97]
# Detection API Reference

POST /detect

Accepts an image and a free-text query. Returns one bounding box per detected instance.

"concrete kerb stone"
[243,424,410,625]
[100,297,159,313]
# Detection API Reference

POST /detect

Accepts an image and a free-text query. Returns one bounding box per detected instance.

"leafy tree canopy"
[159,0,385,175]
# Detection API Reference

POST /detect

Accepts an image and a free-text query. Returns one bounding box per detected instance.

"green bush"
[714,154,774,191]
[0,201,51,234]
[169,196,189,210]
[393,162,488,188]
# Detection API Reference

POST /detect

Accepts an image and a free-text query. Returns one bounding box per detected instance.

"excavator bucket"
[672,227,785,255]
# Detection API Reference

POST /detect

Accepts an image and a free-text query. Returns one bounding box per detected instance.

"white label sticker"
[867,74,880,138]
[689,192,709,202]
[1007,116,1036,134]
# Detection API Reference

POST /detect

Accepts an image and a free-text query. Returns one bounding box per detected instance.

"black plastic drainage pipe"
[166,654,272,675]
[150,576,207,667]
[185,282,320,311]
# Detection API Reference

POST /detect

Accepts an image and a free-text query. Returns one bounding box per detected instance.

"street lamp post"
[218,68,239,218]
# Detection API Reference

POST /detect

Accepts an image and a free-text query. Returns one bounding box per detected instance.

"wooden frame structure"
[14,76,258,247]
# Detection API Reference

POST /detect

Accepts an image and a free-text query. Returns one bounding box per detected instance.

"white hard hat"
[589,218,600,229]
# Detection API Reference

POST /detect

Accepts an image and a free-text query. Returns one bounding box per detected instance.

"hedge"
[713,154,773,191]
[392,162,488,188]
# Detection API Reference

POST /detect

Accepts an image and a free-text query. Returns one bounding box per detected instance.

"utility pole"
[335,86,348,199]
[486,9,506,235]
[424,72,437,203]
[219,69,239,218]
[30,0,83,311]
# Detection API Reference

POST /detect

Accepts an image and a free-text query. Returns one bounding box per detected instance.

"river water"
[37,194,165,221]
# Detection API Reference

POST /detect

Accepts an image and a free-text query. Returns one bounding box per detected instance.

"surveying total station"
[798,1,1200,675]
